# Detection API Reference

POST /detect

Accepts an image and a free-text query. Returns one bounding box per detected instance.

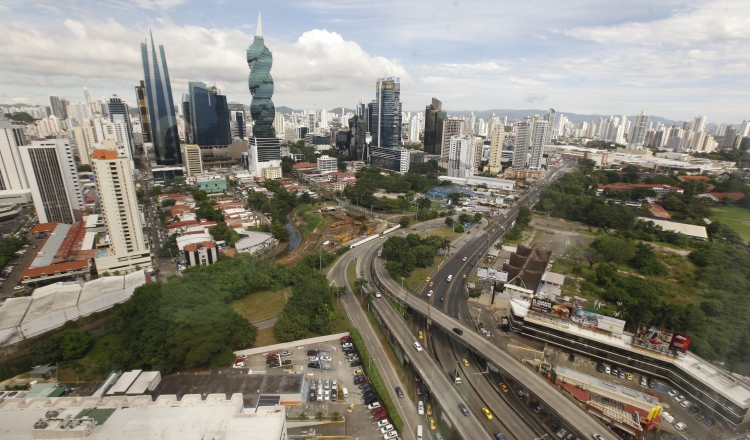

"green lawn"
[230,289,289,323]
[401,257,439,292]
[423,227,461,241]
[294,205,322,236]
[710,206,750,241]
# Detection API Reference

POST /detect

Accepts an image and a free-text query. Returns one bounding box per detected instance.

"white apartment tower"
[92,148,151,273]
[544,109,556,143]
[440,118,464,164]
[488,130,506,173]
[447,135,476,178]
[629,111,649,149]
[72,123,98,165]
[182,144,204,176]
[0,120,29,191]
[317,155,337,173]
[20,139,83,224]
[512,115,548,170]
[693,116,708,133]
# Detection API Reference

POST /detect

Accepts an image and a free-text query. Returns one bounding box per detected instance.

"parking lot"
[235,334,398,440]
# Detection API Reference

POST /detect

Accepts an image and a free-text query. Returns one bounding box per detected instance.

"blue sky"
[1,0,748,123]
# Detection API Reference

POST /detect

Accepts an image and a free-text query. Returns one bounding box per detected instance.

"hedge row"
[348,327,404,433]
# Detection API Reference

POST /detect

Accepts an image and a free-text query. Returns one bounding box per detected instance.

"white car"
[418,400,424,415]
[343,343,353,348]
[321,356,332,362]
[374,291,382,298]
[236,354,247,359]
[674,394,685,402]
[668,389,679,397]
[380,424,394,434]
[414,342,423,352]
[462,257,467,261]
[674,422,686,431]
[384,432,398,440]
[377,419,390,427]
[331,380,338,390]
[680,400,692,408]
[427,290,433,297]
[368,402,381,410]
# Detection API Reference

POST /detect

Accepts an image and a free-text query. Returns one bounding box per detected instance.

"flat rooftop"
[555,366,659,409]
[151,368,304,407]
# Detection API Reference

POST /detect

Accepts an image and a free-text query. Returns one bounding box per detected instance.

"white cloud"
[523,93,547,104]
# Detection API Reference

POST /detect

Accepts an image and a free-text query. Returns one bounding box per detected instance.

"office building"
[182,144,203,176]
[440,118,464,164]
[20,140,83,224]
[49,96,68,120]
[134,80,151,143]
[228,103,247,140]
[0,121,29,191]
[370,147,409,174]
[107,96,134,156]
[317,155,337,173]
[447,135,476,179]
[369,77,402,149]
[487,129,506,174]
[544,109,556,144]
[71,123,98,165]
[92,149,151,273]
[188,82,231,147]
[512,115,548,170]
[629,111,649,149]
[141,31,181,165]
[246,13,279,177]
[424,98,447,155]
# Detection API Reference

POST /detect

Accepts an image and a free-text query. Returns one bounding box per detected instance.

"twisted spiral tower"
[247,12,276,139]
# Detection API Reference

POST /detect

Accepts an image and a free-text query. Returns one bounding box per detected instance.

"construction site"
[276,204,383,266]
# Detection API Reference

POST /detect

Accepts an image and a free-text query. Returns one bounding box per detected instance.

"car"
[440,297,445,302]
[361,270,365,276]
[308,363,319,368]
[353,369,363,376]
[517,389,526,397]
[611,366,618,375]
[350,361,361,367]
[499,383,509,393]
[395,387,404,398]
[266,353,279,359]
[414,342,423,351]
[426,403,433,415]
[377,419,391,427]
[332,380,338,389]
[592,435,606,440]
[343,343,353,348]
[482,407,493,419]
[704,418,714,426]
[282,360,292,365]
[353,374,365,381]
[429,417,436,430]
[340,336,352,343]
[309,390,316,401]
[534,405,543,413]
[674,394,685,402]
[280,350,292,357]
[384,431,398,440]
[648,377,656,388]
[596,363,604,373]
[549,423,560,431]
[364,397,376,405]
[320,356,332,362]
[374,291,382,298]
[373,412,388,421]
[640,376,647,387]
[471,262,475,267]
[462,274,467,279]
[13,286,24,291]
[668,389,679,397]
[452,327,464,335]
[462,257,467,262]
[330,392,337,402]
[236,354,247,359]
[418,331,423,339]
[456,254,461,259]
[363,391,375,399]
[619,371,625,380]
[681,400,692,408]
[425,276,430,282]
[462,359,469,367]
[696,413,705,421]
[359,382,371,389]
[687,406,700,414]
[427,290,433,297]
[368,402,381,410]
[625,372,633,381]
[418,400,424,415]
[317,392,323,402]
[307,350,318,356]
[604,365,611,374]
[674,422,686,431]
[556,429,567,439]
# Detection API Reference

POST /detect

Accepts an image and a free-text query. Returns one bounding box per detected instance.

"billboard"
[551,303,572,320]
[572,308,598,328]
[530,297,552,314]
[634,324,691,353]
[597,315,626,335]
[477,268,508,282]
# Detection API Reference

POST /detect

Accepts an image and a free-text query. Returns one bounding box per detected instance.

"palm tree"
[354,277,368,292]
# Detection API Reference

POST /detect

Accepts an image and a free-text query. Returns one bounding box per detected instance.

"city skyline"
[0,1,748,123]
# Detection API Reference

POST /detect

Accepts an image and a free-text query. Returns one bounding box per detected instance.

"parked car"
[350,361,362,367]
[674,422,686,431]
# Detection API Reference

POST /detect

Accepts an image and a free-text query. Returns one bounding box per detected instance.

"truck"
[449,369,462,384]
[500,317,510,331]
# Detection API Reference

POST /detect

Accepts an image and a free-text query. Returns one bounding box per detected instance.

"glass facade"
[424,98,446,155]
[141,32,181,165]
[369,78,402,150]
[246,28,276,139]
[187,82,231,146]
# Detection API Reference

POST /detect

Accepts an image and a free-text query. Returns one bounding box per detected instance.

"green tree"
[444,217,454,227]
[161,198,177,207]
[596,262,619,286]
[354,277,368,292]
[454,224,465,233]
[274,312,310,342]
[591,235,636,263]
[192,189,208,202]
[150,186,162,196]
[271,220,290,241]
[77,164,92,172]
[210,222,241,246]
[399,216,411,228]
[413,245,435,267]
[473,213,483,223]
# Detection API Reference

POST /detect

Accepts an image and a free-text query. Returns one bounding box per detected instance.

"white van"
[417,425,423,440]
[447,275,453,282]
[418,400,424,415]
[342,387,349,398]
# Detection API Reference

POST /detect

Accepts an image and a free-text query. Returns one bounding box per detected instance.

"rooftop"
[637,217,708,240]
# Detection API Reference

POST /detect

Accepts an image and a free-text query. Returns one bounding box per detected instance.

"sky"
[1,0,749,123]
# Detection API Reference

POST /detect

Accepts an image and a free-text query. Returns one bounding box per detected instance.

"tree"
[210,222,241,246]
[413,245,435,267]
[516,206,533,226]
[473,213,483,223]
[192,189,208,202]
[271,220,290,241]
[150,186,162,196]
[596,262,619,286]
[399,216,411,228]
[454,224,465,233]
[591,235,636,263]
[582,248,600,269]
[448,192,463,204]
[274,312,310,342]
[444,217,454,227]
[161,198,176,207]
[77,164,92,172]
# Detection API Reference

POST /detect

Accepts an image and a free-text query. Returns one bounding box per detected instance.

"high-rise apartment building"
[693,116,708,133]
[228,103,247,140]
[49,96,68,120]
[0,120,29,191]
[91,149,151,273]
[20,140,83,224]
[487,129,506,173]
[512,115,548,170]
[134,80,152,144]
[317,155,337,173]
[544,109,556,144]
[629,111,649,149]
[423,98,446,155]
[182,144,203,176]
[447,135,476,178]
[141,31,181,165]
[188,82,231,146]
[71,123,98,165]
[440,118,464,164]
[369,77,402,149]
[107,96,134,156]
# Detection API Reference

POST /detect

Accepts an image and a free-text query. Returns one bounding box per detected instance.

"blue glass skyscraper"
[141,31,181,165]
[187,82,231,146]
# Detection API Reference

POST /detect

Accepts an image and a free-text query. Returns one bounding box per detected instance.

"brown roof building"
[503,244,552,291]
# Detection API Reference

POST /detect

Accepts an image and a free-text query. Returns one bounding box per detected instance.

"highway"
[365,169,619,439]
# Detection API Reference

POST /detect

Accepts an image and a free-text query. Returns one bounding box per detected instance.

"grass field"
[401,257,440,292]
[253,327,279,347]
[423,227,462,241]
[230,289,289,323]
[710,206,750,241]
[294,205,323,236]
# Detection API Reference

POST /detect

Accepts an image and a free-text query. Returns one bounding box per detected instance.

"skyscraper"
[0,120,29,191]
[693,116,708,133]
[487,129,506,174]
[246,13,281,177]
[141,31,181,165]
[188,81,231,146]
[107,96,134,156]
[512,115,547,170]
[71,123,97,165]
[228,103,247,140]
[182,144,204,176]
[629,111,649,149]
[49,96,68,120]
[544,109,556,144]
[91,148,151,273]
[447,135,476,178]
[134,80,152,144]
[424,98,447,155]
[440,118,464,164]
[369,77,402,149]
[20,140,83,224]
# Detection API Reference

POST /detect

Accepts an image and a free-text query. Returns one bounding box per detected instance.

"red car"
[374,412,388,421]
[340,336,352,343]
[371,407,385,415]
[266,353,278,359]
[456,254,461,259]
